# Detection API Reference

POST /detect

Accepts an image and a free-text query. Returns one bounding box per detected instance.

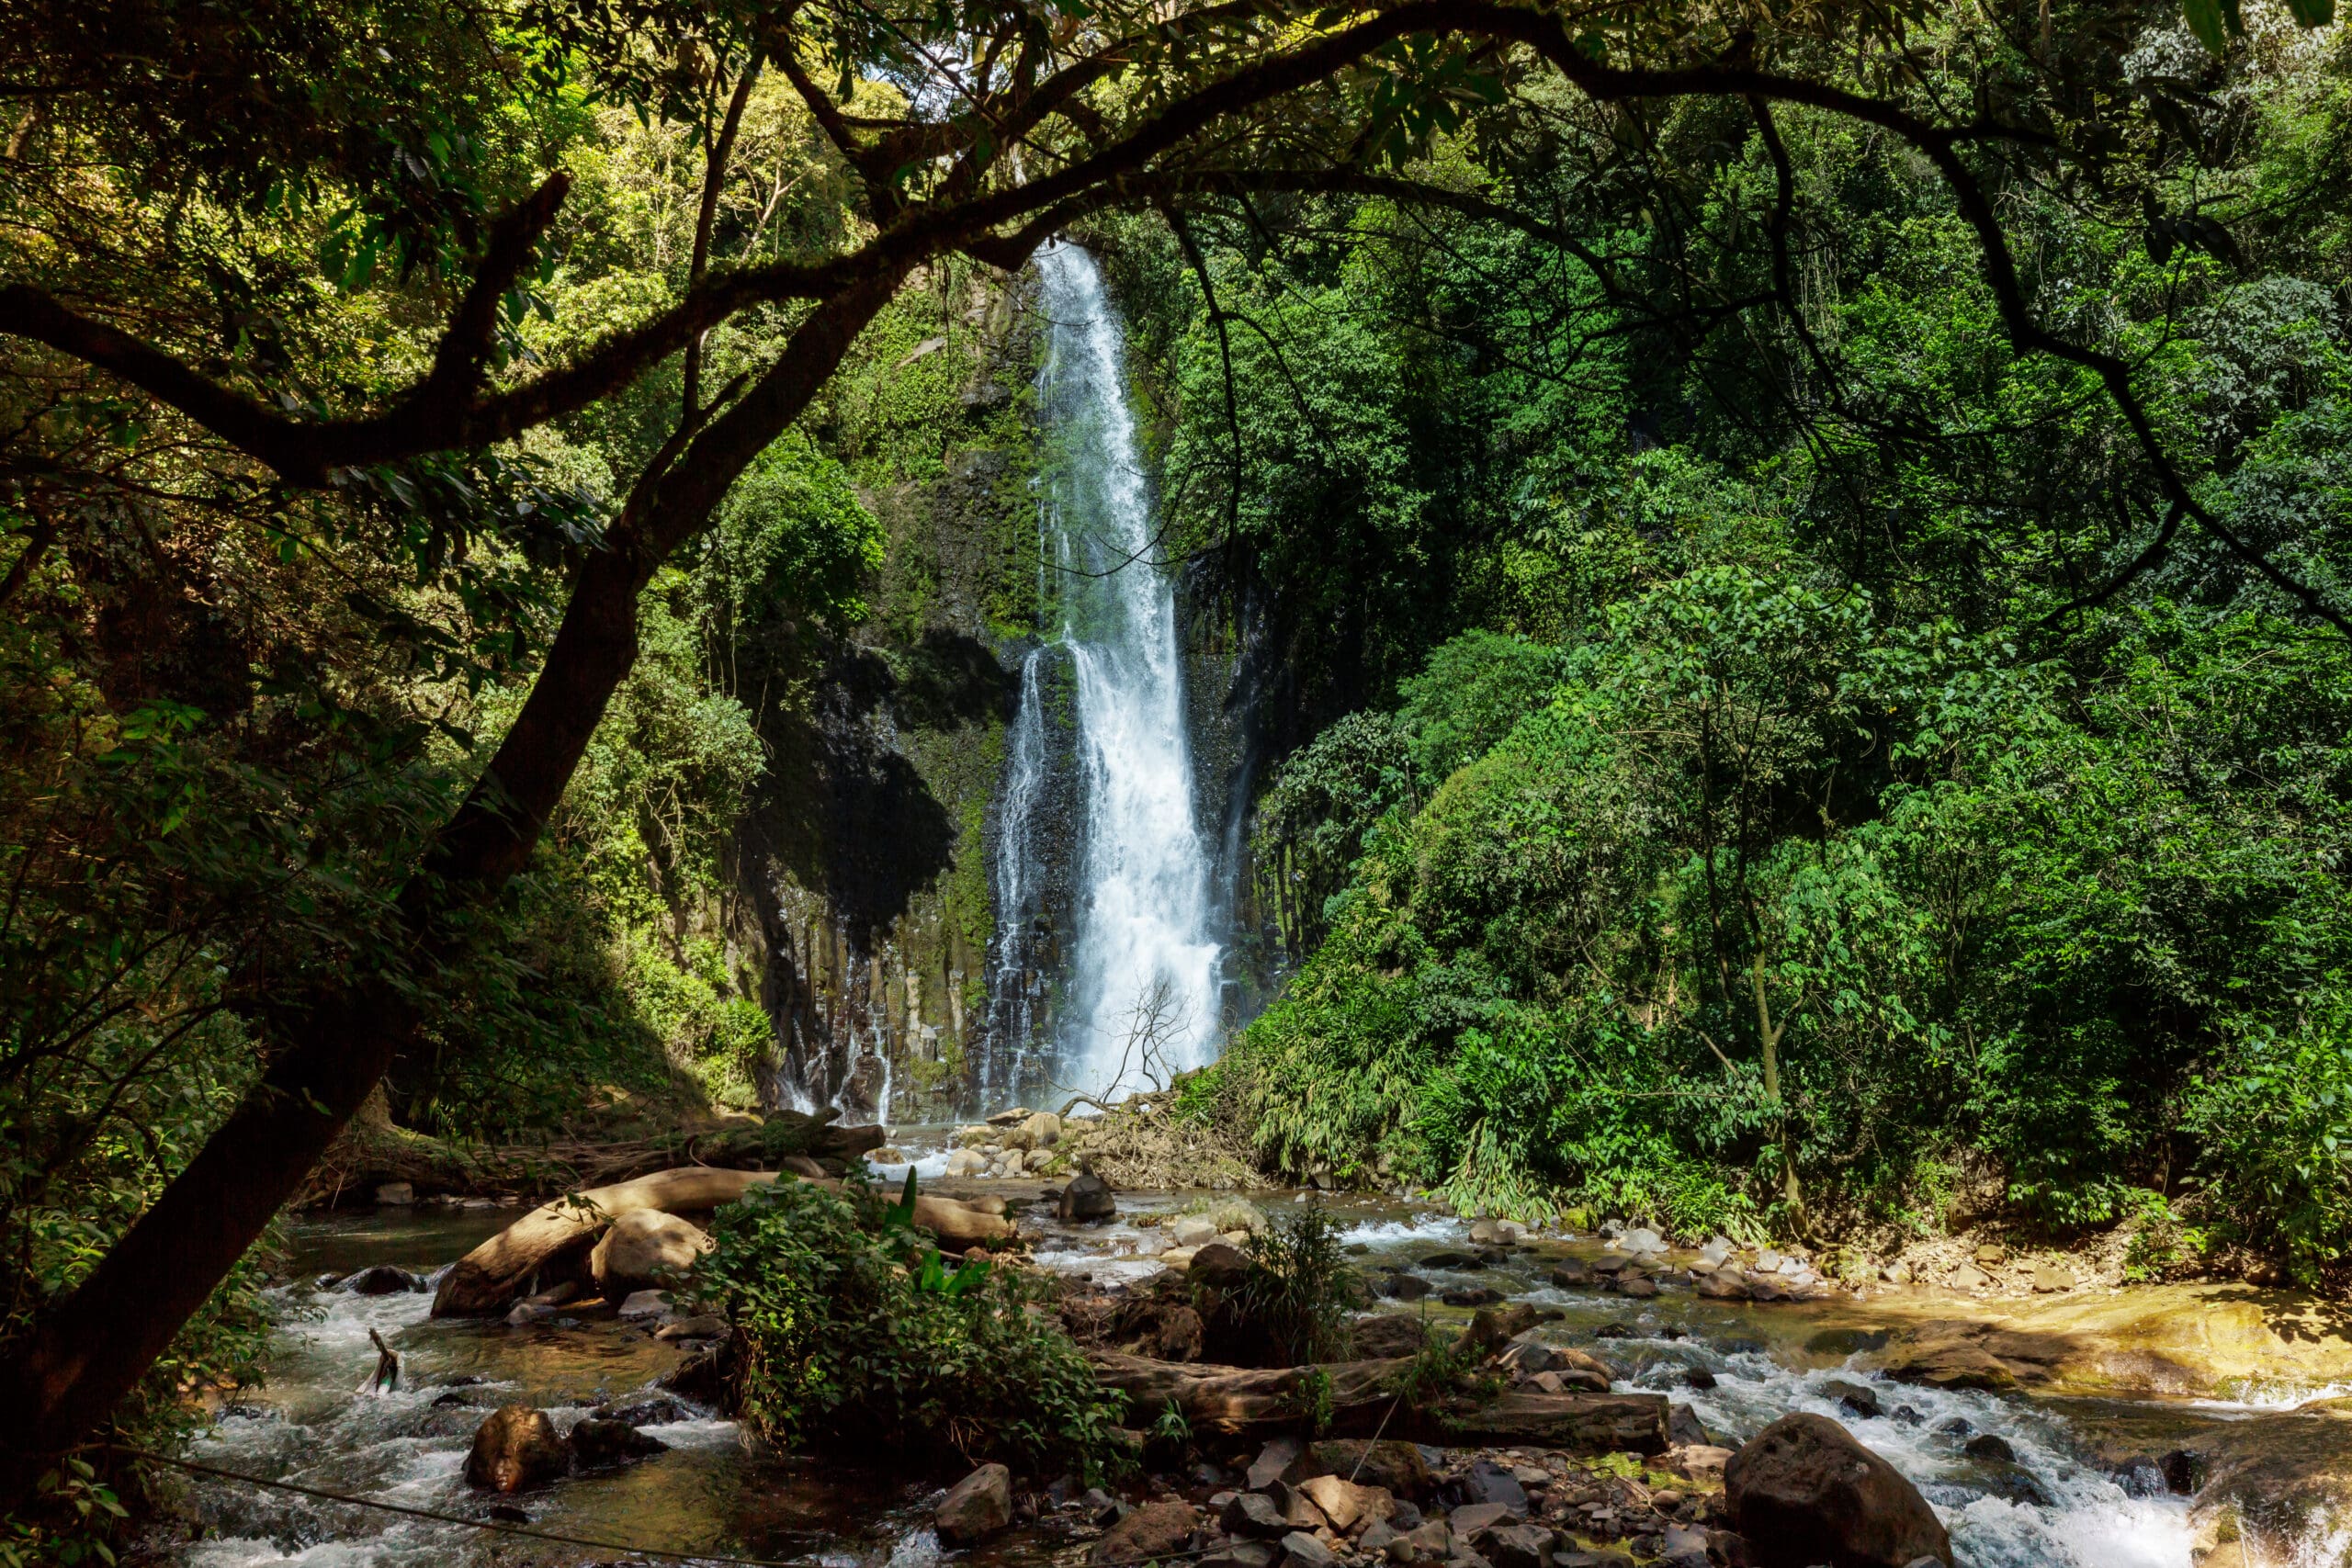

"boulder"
[944,1147,988,1178]
[1306,1439,1431,1500]
[1189,1241,1252,1292]
[936,1462,1013,1544]
[1249,1436,1306,1491]
[2030,1263,2075,1293]
[589,1210,713,1300]
[1278,1532,1339,1568]
[1172,1215,1222,1247]
[1461,1304,1543,1356]
[616,1289,670,1319]
[1352,1314,1431,1360]
[1091,1500,1198,1564]
[374,1182,415,1206]
[1823,1381,1882,1419]
[1296,1474,1393,1532]
[1061,1172,1117,1223]
[1962,1433,2015,1463]
[568,1417,668,1471]
[1724,1413,1952,1567]
[1467,1523,1553,1568]
[1697,1270,1750,1301]
[1882,1339,2017,1393]
[591,1396,690,1426]
[464,1405,569,1492]
[1548,1260,1594,1289]
[1223,1492,1294,1539]
[1669,1404,1715,1448]
[1022,1111,1063,1147]
[344,1265,424,1295]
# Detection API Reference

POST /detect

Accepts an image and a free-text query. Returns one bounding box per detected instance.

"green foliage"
[2183,1021,2352,1286]
[1235,1203,1358,1366]
[695,1177,1132,1478]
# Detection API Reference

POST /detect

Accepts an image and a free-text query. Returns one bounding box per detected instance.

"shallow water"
[156,1196,2351,1568]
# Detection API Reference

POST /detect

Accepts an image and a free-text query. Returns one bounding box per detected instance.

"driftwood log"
[1403,1390,1671,1455]
[1090,1351,1416,1437]
[431,1167,1012,1315]
[1089,1351,1671,1454]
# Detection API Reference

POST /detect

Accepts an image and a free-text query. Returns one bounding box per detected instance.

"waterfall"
[991,243,1224,1102]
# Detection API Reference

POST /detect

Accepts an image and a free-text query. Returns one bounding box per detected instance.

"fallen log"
[1089,1351,1417,1437]
[1402,1390,1671,1456]
[432,1168,1013,1315]
[1087,1352,1671,1455]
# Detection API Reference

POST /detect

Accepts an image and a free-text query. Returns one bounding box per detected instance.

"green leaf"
[2285,0,2333,24]
[2182,0,2228,51]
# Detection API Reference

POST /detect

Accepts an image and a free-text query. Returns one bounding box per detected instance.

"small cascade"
[986,243,1225,1104]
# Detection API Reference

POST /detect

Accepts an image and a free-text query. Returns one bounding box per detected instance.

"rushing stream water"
[160,1185,2352,1568]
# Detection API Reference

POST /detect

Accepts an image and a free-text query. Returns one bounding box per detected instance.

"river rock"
[1278,1532,1339,1568]
[1249,1436,1306,1490]
[1224,1492,1294,1539]
[1549,1260,1594,1289]
[1467,1522,1553,1568]
[1881,1337,2017,1393]
[1442,1286,1503,1307]
[1947,1263,1993,1290]
[374,1181,414,1206]
[1021,1111,1063,1146]
[1352,1314,1431,1360]
[1962,1433,2015,1462]
[1061,1172,1116,1223]
[1091,1500,1197,1564]
[569,1416,668,1470]
[2030,1262,2075,1293]
[590,1210,713,1300]
[344,1264,425,1294]
[1697,1269,1750,1300]
[1668,1404,1715,1448]
[1307,1439,1431,1500]
[936,1462,1013,1543]
[465,1405,569,1492]
[1297,1474,1392,1531]
[1724,1412,1952,1567]
[1823,1380,1883,1419]
[1616,1273,1659,1299]
[944,1147,987,1178]
[616,1289,669,1318]
[1384,1271,1432,1300]
[1171,1215,1221,1247]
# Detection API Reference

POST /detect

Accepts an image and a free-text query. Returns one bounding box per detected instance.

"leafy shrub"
[695,1176,1131,1478]
[2183,1022,2352,1285]
[1235,1203,1358,1365]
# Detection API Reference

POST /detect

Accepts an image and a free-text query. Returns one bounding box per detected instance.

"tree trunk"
[0,268,910,1508]
[0,982,417,1500]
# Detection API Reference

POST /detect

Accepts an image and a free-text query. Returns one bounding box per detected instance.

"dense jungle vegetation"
[1131,19,2352,1277]
[4,0,2352,1539]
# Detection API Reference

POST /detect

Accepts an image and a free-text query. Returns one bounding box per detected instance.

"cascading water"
[990,243,1224,1102]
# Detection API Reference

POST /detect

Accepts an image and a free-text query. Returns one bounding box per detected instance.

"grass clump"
[1236,1203,1360,1365]
[696,1176,1131,1478]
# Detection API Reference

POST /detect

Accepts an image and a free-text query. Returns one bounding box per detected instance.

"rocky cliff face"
[707,259,1278,1122]
[713,267,1049,1121]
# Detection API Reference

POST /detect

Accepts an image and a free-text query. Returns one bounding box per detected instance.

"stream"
[159,1186,2352,1568]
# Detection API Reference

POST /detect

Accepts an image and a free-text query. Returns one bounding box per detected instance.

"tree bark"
[0,981,416,1498]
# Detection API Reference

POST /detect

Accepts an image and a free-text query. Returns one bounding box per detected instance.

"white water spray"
[1023,243,1222,1097]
